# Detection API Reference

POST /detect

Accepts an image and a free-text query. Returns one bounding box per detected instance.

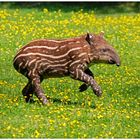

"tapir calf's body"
[13,32,120,105]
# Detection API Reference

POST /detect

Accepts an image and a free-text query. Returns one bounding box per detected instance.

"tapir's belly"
[41,66,70,78]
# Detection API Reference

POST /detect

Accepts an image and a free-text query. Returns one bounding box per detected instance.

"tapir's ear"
[86,33,93,45]
[99,31,104,38]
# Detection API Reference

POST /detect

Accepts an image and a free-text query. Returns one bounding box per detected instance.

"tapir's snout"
[108,50,121,66]
[108,50,121,67]
[115,53,121,67]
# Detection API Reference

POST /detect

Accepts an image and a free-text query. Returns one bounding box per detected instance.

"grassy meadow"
[0,2,140,138]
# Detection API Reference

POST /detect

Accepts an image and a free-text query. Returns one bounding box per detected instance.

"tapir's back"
[13,35,89,78]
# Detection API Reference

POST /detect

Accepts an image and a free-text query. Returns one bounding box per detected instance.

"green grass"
[0,3,140,138]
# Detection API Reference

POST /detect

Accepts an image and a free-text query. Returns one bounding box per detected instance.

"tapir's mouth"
[108,59,116,64]
[108,59,120,66]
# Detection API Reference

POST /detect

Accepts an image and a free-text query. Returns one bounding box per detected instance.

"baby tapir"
[13,32,120,105]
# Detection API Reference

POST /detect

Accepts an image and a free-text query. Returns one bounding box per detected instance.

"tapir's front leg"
[79,68,94,92]
[70,67,102,97]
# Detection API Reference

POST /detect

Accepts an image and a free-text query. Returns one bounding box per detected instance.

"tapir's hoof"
[79,84,88,92]
[93,86,102,97]
[28,98,35,103]
[25,97,35,103]
[41,98,48,105]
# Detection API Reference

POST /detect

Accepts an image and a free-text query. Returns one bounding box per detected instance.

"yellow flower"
[34,130,40,138]
[43,8,49,14]
[77,111,81,116]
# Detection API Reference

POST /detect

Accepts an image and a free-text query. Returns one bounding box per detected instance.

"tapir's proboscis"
[13,32,121,105]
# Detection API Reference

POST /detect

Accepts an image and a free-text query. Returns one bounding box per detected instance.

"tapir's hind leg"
[22,81,34,103]
[22,72,47,105]
[79,68,94,92]
[31,75,48,105]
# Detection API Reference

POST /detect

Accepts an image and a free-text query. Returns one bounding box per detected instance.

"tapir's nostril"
[116,64,120,66]
[116,63,120,67]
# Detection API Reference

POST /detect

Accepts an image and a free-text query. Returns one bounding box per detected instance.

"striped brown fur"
[13,32,120,105]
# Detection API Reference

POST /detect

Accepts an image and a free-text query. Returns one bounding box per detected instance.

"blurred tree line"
[0,2,139,14]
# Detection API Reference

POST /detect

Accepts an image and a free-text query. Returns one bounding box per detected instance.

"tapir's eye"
[102,48,107,52]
